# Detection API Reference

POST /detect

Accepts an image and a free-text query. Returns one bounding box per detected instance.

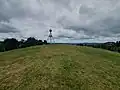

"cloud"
[0,21,19,33]
[0,0,120,42]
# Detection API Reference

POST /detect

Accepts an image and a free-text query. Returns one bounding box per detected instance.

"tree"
[116,41,120,47]
[19,39,25,48]
[37,40,43,45]
[24,37,37,47]
[0,43,5,52]
[43,40,47,44]
[118,47,120,53]
[4,38,19,51]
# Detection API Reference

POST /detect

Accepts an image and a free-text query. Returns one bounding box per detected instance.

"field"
[0,45,120,90]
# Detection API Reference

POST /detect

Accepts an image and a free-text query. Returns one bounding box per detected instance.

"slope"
[0,45,120,90]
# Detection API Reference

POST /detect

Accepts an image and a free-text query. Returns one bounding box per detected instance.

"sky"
[0,0,120,43]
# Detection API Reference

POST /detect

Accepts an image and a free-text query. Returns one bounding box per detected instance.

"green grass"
[0,45,120,90]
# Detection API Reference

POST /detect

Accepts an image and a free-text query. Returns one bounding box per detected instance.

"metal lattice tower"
[47,29,55,44]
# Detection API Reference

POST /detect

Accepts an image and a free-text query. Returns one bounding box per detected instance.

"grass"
[0,45,120,90]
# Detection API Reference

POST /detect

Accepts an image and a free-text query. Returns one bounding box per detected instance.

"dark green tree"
[43,40,47,44]
[0,43,5,52]
[37,40,43,45]
[24,37,37,47]
[4,38,19,51]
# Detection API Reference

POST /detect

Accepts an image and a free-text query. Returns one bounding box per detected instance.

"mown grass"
[0,45,120,90]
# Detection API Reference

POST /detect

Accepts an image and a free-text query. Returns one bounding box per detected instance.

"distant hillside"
[0,45,120,90]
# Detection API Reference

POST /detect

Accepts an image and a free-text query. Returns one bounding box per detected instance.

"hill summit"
[0,45,120,90]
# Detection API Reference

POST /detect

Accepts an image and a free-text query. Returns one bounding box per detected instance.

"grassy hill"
[0,45,120,90]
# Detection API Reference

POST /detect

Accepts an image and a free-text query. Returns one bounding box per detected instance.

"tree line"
[93,41,120,53]
[0,37,48,52]
[78,41,120,53]
[0,37,120,53]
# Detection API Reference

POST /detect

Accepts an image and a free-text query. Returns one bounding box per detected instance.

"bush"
[4,38,19,51]
[0,43,5,52]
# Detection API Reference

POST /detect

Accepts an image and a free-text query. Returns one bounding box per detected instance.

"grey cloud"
[0,12,9,22]
[0,0,120,42]
[79,4,96,17]
[0,23,18,33]
[0,0,41,21]
[56,35,74,39]
[55,32,95,40]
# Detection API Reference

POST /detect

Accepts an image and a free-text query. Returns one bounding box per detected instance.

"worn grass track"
[0,45,120,90]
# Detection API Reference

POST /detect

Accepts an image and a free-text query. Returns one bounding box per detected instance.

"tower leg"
[50,37,52,44]
[47,30,55,44]
[52,37,55,44]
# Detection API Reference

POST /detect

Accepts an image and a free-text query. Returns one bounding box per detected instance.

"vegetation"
[0,37,47,52]
[78,41,120,53]
[0,36,120,54]
[0,45,120,90]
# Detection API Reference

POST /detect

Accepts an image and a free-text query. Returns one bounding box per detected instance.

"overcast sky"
[0,0,120,43]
